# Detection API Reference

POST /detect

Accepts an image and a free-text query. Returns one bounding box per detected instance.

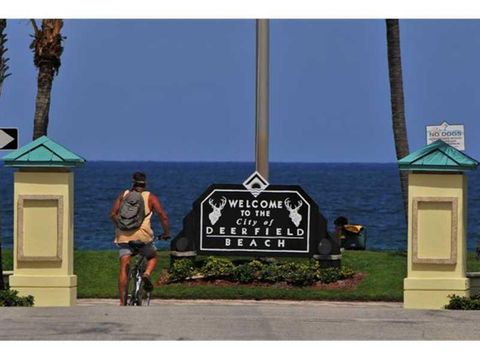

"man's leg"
[141,254,157,292]
[119,255,131,305]
[144,254,157,277]
[142,243,158,277]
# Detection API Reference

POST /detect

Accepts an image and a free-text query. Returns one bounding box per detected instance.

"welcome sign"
[171,172,336,258]
[200,187,311,254]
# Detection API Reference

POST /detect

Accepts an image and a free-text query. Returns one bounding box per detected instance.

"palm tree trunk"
[0,18,9,98]
[386,19,410,225]
[0,18,7,290]
[32,63,54,140]
[31,19,64,140]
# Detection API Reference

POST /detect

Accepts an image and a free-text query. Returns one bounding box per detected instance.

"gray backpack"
[117,191,146,231]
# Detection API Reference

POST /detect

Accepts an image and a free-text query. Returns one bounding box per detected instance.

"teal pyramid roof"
[398,139,478,172]
[3,136,86,168]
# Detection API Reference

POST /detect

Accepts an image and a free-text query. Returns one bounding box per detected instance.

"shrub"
[287,269,316,286]
[0,289,34,307]
[231,263,257,283]
[231,260,265,283]
[340,267,356,279]
[248,260,264,272]
[446,294,480,310]
[281,262,316,287]
[201,257,235,279]
[259,264,283,283]
[317,267,342,284]
[317,266,356,284]
[276,262,297,280]
[169,257,357,287]
[169,258,195,282]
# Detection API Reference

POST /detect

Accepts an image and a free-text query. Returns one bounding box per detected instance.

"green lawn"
[2,249,480,301]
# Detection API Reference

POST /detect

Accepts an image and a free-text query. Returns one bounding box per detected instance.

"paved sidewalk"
[1,299,479,340]
[77,298,404,307]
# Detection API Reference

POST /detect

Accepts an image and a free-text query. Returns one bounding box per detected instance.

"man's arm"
[149,194,171,239]
[110,192,124,225]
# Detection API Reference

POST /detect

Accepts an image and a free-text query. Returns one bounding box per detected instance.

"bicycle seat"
[128,240,146,250]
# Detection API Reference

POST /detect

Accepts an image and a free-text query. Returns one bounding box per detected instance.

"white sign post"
[426,121,465,151]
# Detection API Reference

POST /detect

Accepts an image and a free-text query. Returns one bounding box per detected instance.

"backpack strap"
[142,191,152,218]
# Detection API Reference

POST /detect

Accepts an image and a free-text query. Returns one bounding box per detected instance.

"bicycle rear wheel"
[135,258,151,306]
[135,283,151,306]
[132,276,142,306]
[125,266,137,306]
[138,285,151,306]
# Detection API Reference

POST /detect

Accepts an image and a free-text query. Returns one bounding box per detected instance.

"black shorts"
[117,242,157,259]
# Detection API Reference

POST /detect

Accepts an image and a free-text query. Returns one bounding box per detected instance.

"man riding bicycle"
[111,171,171,306]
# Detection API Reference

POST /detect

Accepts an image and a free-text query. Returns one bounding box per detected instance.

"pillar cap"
[398,140,478,172]
[2,136,86,168]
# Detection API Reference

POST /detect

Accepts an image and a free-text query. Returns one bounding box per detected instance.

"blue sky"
[0,19,480,162]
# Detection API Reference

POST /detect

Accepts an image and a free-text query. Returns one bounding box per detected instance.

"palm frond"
[30,19,65,75]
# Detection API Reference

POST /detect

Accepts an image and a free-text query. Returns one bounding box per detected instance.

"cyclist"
[111,171,171,306]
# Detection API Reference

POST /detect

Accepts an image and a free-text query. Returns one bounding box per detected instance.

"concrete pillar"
[399,140,478,309]
[3,136,85,306]
[404,172,469,308]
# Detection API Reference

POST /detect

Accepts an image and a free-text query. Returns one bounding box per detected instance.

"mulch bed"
[312,272,365,290]
[155,271,366,290]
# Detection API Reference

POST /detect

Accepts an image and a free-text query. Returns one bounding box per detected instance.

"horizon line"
[69,160,399,164]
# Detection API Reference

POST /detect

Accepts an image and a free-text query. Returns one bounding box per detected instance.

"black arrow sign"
[0,128,18,150]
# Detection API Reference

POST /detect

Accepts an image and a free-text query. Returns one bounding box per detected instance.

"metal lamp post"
[255,19,269,181]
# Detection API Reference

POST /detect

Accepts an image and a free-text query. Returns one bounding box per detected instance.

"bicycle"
[123,236,170,306]
[123,240,154,306]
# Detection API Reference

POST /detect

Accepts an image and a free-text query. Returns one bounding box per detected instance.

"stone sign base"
[9,275,77,307]
[467,272,480,297]
[404,277,470,309]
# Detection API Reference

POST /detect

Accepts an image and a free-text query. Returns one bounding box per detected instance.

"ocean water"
[1,162,479,251]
